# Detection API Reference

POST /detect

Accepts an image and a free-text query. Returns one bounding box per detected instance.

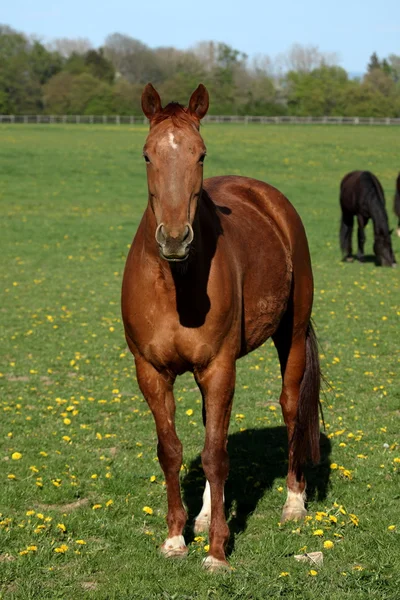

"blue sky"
[3,0,400,72]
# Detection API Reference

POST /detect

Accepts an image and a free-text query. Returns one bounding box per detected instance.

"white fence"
[1,114,400,125]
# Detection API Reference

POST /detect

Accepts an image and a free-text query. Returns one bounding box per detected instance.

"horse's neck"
[365,182,389,236]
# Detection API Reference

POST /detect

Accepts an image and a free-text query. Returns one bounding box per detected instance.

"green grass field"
[0,124,399,599]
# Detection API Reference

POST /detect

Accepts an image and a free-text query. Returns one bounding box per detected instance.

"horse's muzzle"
[155,223,194,261]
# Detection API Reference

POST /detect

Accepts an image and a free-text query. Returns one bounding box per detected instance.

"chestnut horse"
[340,170,396,267]
[121,84,320,570]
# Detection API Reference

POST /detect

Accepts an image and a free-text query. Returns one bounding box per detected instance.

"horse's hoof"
[194,516,210,533]
[281,505,307,523]
[345,256,354,263]
[160,535,188,559]
[202,555,231,572]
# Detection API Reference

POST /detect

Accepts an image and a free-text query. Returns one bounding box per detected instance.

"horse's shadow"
[182,427,332,555]
[344,254,380,265]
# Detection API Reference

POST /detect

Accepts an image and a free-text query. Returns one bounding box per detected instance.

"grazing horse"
[394,172,400,237]
[339,170,396,267]
[121,84,321,571]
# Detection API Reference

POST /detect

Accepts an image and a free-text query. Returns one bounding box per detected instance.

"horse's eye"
[199,153,206,164]
[143,154,150,164]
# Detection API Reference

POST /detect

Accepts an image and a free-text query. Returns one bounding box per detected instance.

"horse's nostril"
[183,224,194,245]
[155,223,167,246]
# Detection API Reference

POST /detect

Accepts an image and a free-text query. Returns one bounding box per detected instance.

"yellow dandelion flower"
[313,529,324,536]
[27,545,37,552]
[204,544,210,552]
[19,549,29,556]
[7,474,16,480]
[26,510,35,517]
[323,540,334,549]
[57,523,66,532]
[91,474,98,479]
[92,504,102,510]
[349,514,359,526]
[54,544,68,553]
[388,525,396,531]
[279,572,290,577]
[142,506,153,515]
[105,472,112,479]
[330,463,338,470]
[105,499,113,507]
[75,539,86,545]
[269,406,277,411]
[150,475,156,482]
[11,452,22,460]
[62,436,71,442]
[329,515,338,523]
[185,409,193,416]
[63,418,71,425]
[309,570,318,576]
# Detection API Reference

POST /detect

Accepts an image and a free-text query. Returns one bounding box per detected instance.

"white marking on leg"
[194,480,211,532]
[168,132,178,149]
[160,534,187,558]
[281,489,307,522]
[202,555,231,571]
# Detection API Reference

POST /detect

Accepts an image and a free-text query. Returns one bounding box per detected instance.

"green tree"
[285,66,349,116]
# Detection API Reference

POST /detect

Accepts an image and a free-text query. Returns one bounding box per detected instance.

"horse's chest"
[141,322,214,373]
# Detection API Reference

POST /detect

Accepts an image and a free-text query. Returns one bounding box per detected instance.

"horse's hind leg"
[134,354,188,558]
[273,322,320,522]
[357,216,366,262]
[340,211,354,261]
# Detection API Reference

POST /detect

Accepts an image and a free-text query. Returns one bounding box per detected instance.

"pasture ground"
[0,124,399,599]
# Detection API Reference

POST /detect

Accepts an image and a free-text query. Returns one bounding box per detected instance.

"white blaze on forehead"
[168,132,178,149]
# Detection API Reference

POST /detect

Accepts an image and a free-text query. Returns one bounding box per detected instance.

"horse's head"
[374,232,397,267]
[141,83,209,262]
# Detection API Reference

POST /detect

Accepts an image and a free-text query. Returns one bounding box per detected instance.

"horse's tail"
[292,321,321,469]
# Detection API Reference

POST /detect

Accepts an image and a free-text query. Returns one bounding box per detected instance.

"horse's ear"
[188,84,209,121]
[142,84,162,121]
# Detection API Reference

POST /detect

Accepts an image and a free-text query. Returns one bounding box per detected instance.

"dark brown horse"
[121,84,320,570]
[340,170,396,267]
[394,172,400,237]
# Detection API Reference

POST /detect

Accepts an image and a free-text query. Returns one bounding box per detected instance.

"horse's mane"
[151,102,199,128]
[360,171,389,236]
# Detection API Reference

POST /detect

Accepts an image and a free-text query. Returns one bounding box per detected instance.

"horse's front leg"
[195,358,235,571]
[134,355,187,558]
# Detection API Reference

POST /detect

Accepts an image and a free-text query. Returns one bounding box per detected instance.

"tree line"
[1,25,400,117]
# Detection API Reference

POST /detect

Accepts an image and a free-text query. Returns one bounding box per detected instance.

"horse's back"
[340,170,382,216]
[204,175,309,256]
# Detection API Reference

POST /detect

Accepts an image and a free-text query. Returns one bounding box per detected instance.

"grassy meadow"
[0,123,399,599]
